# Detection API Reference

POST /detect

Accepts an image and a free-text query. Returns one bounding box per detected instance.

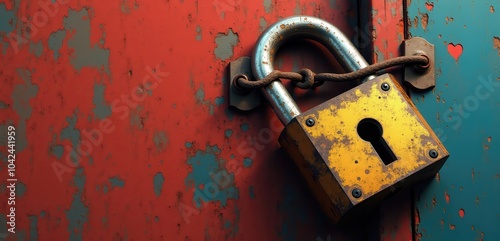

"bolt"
[381,83,390,91]
[352,188,362,198]
[306,118,315,127]
[429,149,439,158]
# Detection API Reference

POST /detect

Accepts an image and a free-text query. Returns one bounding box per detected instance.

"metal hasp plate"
[229,57,261,111]
[404,37,436,90]
[279,74,449,224]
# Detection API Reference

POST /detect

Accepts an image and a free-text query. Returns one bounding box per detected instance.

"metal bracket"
[228,57,261,111]
[404,37,436,90]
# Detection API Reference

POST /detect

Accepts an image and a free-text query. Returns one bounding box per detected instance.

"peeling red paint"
[458,208,465,218]
[425,2,434,11]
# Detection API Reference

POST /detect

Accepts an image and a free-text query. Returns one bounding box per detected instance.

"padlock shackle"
[252,16,373,125]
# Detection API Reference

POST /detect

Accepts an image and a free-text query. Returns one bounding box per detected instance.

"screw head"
[352,188,362,198]
[306,118,315,127]
[381,83,390,91]
[429,149,439,158]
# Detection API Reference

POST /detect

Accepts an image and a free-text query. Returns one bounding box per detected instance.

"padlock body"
[279,74,449,224]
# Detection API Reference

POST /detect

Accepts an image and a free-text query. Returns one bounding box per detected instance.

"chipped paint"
[259,17,267,31]
[153,131,168,152]
[12,69,39,152]
[185,144,239,208]
[92,83,112,119]
[153,172,165,197]
[263,0,272,13]
[243,157,253,167]
[224,129,233,137]
[196,25,202,41]
[109,176,125,188]
[240,123,249,132]
[66,168,88,241]
[214,29,238,61]
[29,41,43,57]
[63,9,110,74]
[28,215,38,240]
[60,112,81,163]
[48,30,66,60]
[248,186,256,200]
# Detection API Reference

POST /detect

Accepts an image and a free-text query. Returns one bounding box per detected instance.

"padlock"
[252,16,449,224]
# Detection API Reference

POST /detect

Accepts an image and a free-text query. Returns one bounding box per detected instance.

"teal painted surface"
[408,1,500,240]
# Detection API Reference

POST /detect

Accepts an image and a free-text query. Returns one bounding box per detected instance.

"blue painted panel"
[408,1,500,240]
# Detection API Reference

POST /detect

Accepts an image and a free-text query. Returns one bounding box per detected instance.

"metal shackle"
[252,16,373,125]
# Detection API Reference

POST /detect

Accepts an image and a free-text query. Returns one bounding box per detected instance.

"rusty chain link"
[235,55,429,90]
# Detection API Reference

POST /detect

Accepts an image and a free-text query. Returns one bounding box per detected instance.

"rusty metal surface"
[404,37,436,90]
[279,74,449,224]
[407,1,500,240]
[0,0,411,240]
[229,57,261,111]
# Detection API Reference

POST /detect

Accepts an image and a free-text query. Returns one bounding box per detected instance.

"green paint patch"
[16,182,26,197]
[249,186,256,199]
[48,30,66,60]
[215,96,225,106]
[29,41,43,57]
[185,144,239,208]
[240,123,249,131]
[28,215,38,240]
[109,176,125,188]
[129,106,144,129]
[12,69,39,152]
[225,129,233,138]
[243,158,253,168]
[214,29,239,60]
[153,172,165,197]
[153,131,168,153]
[60,112,81,164]
[50,145,64,159]
[196,25,202,41]
[66,168,89,241]
[185,142,193,148]
[0,100,8,109]
[92,83,112,119]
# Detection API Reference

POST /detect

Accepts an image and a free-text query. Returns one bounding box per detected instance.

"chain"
[235,55,429,90]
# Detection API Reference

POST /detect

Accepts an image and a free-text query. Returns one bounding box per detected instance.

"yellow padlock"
[252,16,449,223]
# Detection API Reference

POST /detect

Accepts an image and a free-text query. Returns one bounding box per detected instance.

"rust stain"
[435,172,440,182]
[493,37,500,55]
[413,16,419,29]
[449,224,456,230]
[491,6,495,13]
[421,13,429,30]
[487,136,492,142]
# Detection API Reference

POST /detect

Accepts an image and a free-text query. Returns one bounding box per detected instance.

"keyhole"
[357,118,397,165]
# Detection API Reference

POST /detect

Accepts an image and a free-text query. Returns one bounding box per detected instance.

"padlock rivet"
[429,149,439,158]
[352,188,362,198]
[306,118,315,127]
[381,83,390,91]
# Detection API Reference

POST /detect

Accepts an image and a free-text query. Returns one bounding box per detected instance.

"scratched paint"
[214,29,239,61]
[185,144,239,208]
[409,1,500,240]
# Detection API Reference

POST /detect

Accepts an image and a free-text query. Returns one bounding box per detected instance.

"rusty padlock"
[251,16,449,223]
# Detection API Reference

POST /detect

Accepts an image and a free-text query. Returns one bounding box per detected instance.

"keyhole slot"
[357,118,397,165]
